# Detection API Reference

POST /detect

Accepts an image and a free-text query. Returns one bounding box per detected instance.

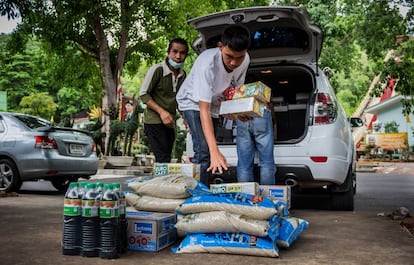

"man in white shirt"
[176,25,250,184]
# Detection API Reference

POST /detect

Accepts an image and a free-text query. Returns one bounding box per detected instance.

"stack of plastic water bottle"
[61,181,127,259]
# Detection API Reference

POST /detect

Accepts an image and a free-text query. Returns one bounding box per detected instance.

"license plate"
[69,144,84,154]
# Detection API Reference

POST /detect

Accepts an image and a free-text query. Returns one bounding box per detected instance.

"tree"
[276,0,410,115]
[2,0,269,155]
[19,91,57,119]
[382,37,414,116]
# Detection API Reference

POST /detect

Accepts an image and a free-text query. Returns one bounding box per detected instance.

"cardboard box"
[219,97,266,118]
[153,163,200,180]
[233,81,272,103]
[210,182,260,195]
[259,185,291,209]
[126,209,177,252]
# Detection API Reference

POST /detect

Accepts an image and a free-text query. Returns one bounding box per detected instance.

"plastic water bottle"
[113,182,127,253]
[99,183,119,259]
[78,182,88,200]
[81,183,100,257]
[96,182,104,195]
[62,182,81,255]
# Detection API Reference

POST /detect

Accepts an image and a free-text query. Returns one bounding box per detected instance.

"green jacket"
[139,60,186,124]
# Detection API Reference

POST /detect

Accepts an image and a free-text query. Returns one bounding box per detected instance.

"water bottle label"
[100,201,118,218]
[82,199,99,217]
[64,198,81,216]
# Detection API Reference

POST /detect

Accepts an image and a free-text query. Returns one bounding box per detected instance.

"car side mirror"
[348,117,364,128]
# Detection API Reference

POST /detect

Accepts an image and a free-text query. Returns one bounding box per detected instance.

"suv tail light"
[313,92,337,124]
[91,143,96,153]
[34,136,58,149]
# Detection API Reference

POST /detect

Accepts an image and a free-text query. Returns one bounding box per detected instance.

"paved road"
[0,172,412,265]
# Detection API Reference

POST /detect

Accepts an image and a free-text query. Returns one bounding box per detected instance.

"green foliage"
[381,38,414,116]
[336,89,358,116]
[85,117,106,157]
[173,128,187,162]
[19,92,57,119]
[384,121,399,133]
[0,37,49,111]
[2,0,414,152]
[276,0,410,115]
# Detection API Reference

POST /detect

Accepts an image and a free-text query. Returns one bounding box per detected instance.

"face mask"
[168,58,184,69]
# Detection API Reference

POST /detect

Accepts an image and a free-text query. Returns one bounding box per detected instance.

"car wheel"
[0,158,21,193]
[330,167,355,211]
[51,177,78,192]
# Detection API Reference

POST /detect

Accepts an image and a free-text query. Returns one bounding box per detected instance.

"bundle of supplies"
[172,182,308,258]
[124,174,210,252]
[219,81,271,118]
[172,191,280,257]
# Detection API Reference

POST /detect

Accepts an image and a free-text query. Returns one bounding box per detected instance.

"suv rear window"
[206,26,309,50]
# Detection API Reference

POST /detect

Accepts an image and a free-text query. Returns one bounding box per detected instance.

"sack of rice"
[127,174,199,199]
[277,216,309,248]
[125,191,185,213]
[176,192,277,220]
[175,211,279,237]
[172,232,279,258]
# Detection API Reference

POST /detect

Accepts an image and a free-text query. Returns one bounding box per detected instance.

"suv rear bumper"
[208,162,349,188]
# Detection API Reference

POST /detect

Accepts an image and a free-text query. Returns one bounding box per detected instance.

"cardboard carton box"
[153,163,200,180]
[233,81,272,103]
[210,182,260,195]
[126,209,177,252]
[219,97,266,118]
[259,185,291,209]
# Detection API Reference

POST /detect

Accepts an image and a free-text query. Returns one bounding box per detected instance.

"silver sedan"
[0,112,99,192]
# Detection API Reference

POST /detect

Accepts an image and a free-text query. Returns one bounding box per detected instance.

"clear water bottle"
[113,182,127,253]
[99,183,119,259]
[62,182,81,255]
[81,183,100,257]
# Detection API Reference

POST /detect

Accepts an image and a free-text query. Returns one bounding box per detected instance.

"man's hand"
[237,114,253,122]
[207,149,228,174]
[160,110,174,127]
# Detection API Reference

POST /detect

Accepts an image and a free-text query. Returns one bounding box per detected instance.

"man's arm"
[146,99,174,127]
[199,101,228,174]
[140,66,174,126]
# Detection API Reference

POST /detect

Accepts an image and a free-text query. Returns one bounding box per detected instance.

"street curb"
[89,167,149,179]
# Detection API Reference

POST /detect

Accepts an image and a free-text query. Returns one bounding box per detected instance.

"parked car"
[0,112,99,192]
[185,6,356,210]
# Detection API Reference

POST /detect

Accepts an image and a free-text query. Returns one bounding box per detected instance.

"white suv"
[185,6,356,210]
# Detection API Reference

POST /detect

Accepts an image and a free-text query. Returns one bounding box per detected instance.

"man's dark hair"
[168,38,189,54]
[221,25,251,52]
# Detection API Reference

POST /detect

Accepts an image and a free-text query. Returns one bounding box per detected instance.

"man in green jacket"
[140,38,188,162]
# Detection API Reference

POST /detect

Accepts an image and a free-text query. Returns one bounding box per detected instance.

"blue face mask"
[168,58,184,69]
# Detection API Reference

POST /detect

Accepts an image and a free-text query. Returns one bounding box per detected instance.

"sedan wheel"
[0,159,21,192]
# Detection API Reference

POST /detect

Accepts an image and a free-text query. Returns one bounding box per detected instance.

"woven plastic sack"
[176,211,279,237]
[172,232,279,258]
[125,191,185,213]
[127,174,199,199]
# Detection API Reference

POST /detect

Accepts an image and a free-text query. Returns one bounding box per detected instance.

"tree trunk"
[91,16,117,156]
